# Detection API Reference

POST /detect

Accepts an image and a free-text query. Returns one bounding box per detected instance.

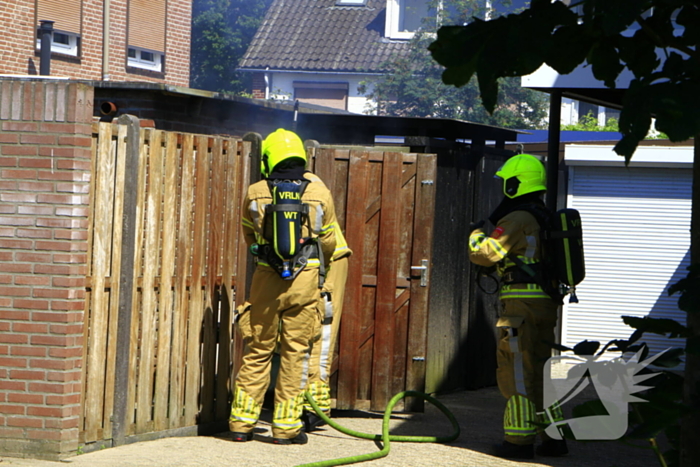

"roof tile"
[239,0,410,73]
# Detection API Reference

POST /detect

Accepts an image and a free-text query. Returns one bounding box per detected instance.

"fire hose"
[294,390,461,467]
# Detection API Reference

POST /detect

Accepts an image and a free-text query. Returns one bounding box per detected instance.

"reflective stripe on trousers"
[273,392,306,431]
[318,292,334,381]
[504,394,537,438]
[509,327,527,395]
[230,386,261,427]
[302,293,333,413]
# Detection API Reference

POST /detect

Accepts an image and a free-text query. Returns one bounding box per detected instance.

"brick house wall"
[0,78,93,460]
[0,0,191,87]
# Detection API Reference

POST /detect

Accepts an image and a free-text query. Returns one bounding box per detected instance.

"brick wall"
[251,72,266,99]
[0,1,190,87]
[0,78,93,460]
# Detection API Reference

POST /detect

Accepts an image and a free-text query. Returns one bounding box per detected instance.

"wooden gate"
[81,115,250,447]
[313,148,437,412]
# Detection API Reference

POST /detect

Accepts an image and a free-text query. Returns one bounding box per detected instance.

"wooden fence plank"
[152,132,178,429]
[183,135,211,425]
[80,124,99,442]
[84,122,117,441]
[125,127,150,436]
[314,148,336,193]
[135,130,164,433]
[112,114,142,446]
[406,153,437,411]
[371,152,403,411]
[214,139,236,420]
[200,137,225,423]
[101,122,132,441]
[168,133,196,429]
[336,150,370,409]
[232,141,252,379]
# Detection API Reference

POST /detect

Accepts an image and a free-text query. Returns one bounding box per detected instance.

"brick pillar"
[0,79,93,460]
[251,72,266,99]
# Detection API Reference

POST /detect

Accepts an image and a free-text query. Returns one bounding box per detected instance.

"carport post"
[546,90,562,211]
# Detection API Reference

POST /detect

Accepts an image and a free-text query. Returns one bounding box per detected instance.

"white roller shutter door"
[562,166,690,358]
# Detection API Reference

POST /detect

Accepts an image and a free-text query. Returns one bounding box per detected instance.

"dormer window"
[386,0,430,40]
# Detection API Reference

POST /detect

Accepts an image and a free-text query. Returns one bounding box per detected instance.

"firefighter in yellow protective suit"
[468,154,568,460]
[229,129,337,445]
[301,224,352,431]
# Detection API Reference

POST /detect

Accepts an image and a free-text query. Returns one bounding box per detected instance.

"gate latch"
[410,259,429,287]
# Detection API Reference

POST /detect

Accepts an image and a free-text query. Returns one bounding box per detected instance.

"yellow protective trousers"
[496,297,561,445]
[303,256,349,415]
[229,267,322,439]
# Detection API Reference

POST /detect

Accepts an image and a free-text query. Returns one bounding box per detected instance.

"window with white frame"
[385,0,431,40]
[35,0,82,57]
[127,0,166,73]
[36,30,80,57]
[127,47,164,72]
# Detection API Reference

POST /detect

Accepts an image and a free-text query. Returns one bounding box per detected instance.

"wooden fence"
[312,148,437,412]
[80,115,250,446]
[80,120,439,448]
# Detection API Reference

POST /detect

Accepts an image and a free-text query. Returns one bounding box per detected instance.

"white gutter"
[264,67,270,100]
[102,0,110,81]
[241,68,386,77]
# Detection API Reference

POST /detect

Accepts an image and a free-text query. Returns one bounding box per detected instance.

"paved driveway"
[0,386,661,467]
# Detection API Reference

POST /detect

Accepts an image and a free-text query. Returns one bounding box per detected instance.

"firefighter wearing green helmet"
[468,154,568,459]
[229,128,338,445]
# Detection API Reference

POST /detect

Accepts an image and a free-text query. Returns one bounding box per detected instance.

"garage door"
[563,166,691,358]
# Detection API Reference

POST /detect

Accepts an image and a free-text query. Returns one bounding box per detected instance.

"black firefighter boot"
[536,438,569,457]
[301,411,327,432]
[492,441,535,460]
[272,430,308,445]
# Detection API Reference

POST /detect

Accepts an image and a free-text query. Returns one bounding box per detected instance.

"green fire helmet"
[495,153,547,198]
[260,128,307,177]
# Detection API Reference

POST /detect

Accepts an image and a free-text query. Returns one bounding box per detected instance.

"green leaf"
[573,340,600,356]
[621,316,691,339]
[676,4,700,45]
[477,71,500,114]
[546,24,596,74]
[626,408,681,439]
[549,342,573,352]
[588,40,624,88]
[597,0,649,36]
[649,348,685,369]
[617,32,660,79]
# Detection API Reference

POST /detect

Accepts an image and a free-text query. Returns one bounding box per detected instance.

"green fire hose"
[294,390,461,467]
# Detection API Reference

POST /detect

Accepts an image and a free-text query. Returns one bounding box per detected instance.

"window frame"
[36,28,81,57]
[385,0,436,40]
[127,46,164,72]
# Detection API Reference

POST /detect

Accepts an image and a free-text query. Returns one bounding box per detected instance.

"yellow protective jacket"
[469,210,551,300]
[330,222,352,261]
[241,172,338,271]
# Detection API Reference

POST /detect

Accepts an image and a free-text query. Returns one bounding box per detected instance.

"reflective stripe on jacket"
[469,210,550,300]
